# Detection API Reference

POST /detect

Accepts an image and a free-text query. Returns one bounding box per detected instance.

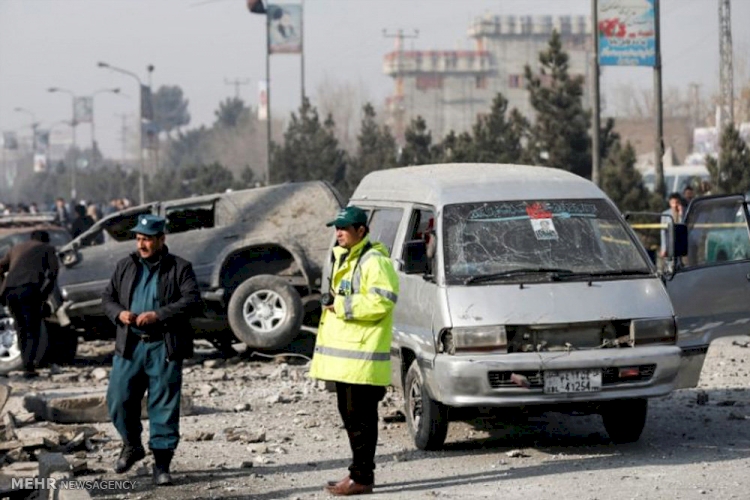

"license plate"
[544,369,602,394]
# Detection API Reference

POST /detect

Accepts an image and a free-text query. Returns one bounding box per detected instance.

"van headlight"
[439,326,507,354]
[630,318,676,345]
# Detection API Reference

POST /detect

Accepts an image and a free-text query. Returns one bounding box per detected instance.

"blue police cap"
[130,214,166,236]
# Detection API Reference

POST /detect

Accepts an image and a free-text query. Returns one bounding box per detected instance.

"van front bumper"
[427,345,682,407]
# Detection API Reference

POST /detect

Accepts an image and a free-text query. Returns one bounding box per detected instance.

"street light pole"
[48,88,79,200]
[13,107,38,154]
[98,61,150,205]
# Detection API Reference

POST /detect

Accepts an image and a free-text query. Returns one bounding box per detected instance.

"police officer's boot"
[114,444,145,473]
[151,449,174,486]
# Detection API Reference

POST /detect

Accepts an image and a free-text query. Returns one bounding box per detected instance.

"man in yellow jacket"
[310,206,399,496]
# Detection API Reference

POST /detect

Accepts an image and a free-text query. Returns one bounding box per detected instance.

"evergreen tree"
[270,97,347,187]
[524,31,591,178]
[435,131,475,163]
[214,97,249,128]
[706,124,750,194]
[152,85,191,137]
[600,142,658,212]
[471,93,527,164]
[346,103,398,195]
[399,116,434,166]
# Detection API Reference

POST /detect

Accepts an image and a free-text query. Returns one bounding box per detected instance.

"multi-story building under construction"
[383,14,592,143]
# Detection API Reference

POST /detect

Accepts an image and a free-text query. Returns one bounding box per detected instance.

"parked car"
[0,214,73,375]
[55,181,343,354]
[337,163,734,451]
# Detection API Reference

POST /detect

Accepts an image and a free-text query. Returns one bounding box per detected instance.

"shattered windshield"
[443,199,650,284]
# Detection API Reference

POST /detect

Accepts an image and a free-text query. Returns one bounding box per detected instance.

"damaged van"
[346,164,688,450]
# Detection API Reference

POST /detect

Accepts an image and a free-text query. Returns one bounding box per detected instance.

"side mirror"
[401,239,429,275]
[670,223,688,258]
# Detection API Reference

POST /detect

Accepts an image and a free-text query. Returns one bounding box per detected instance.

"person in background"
[0,230,59,378]
[53,198,70,229]
[682,185,695,209]
[71,204,95,239]
[660,193,684,259]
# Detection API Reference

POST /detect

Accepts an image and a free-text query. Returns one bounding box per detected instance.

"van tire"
[405,360,449,450]
[601,398,648,444]
[0,313,23,375]
[227,275,303,350]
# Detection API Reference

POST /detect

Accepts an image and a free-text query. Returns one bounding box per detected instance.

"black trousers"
[335,382,386,485]
[4,285,47,371]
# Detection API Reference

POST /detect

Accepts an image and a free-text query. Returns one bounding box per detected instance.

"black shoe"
[114,445,145,474]
[152,449,174,486]
[153,466,173,486]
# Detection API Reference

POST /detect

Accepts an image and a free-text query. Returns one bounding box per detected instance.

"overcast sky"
[1,0,747,159]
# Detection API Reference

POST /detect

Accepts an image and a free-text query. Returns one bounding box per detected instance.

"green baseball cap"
[326,206,368,228]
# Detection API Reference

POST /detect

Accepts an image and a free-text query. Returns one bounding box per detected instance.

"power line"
[224,78,252,99]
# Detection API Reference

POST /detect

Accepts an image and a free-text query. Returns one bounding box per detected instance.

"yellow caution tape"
[629,222,747,230]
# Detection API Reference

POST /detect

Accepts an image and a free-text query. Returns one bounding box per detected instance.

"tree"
[600,141,659,212]
[214,97,249,128]
[399,116,434,166]
[270,97,347,188]
[165,127,212,170]
[471,93,527,164]
[346,103,398,195]
[434,131,475,163]
[148,162,241,200]
[706,124,750,194]
[152,85,191,137]
[524,31,591,178]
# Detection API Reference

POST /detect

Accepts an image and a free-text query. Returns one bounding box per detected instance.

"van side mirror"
[402,240,429,275]
[670,223,688,258]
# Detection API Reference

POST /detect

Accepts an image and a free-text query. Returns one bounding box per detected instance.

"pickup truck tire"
[601,398,648,444]
[405,360,449,450]
[227,275,303,350]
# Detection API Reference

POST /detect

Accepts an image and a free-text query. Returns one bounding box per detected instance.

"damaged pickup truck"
[54,181,342,354]
[344,164,733,450]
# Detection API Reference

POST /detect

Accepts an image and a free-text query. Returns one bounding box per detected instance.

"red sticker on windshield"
[526,203,552,219]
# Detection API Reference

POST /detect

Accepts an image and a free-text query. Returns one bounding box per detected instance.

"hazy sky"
[1,0,747,159]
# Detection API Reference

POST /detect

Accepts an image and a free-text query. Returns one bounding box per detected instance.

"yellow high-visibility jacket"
[309,237,399,386]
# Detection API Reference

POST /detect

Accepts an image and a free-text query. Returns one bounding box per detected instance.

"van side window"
[165,202,216,234]
[408,208,436,273]
[368,208,403,256]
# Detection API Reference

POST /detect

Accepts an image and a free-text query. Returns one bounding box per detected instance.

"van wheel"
[227,275,303,350]
[404,360,449,450]
[0,313,22,375]
[601,398,648,444]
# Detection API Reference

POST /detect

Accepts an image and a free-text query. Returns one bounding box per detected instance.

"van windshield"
[443,199,651,284]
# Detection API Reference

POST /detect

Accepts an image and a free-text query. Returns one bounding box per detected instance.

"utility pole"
[591,0,602,187]
[224,78,251,99]
[653,0,665,197]
[383,28,419,143]
[115,113,129,167]
[718,0,733,182]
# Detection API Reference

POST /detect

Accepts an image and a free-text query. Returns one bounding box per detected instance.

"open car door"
[665,195,750,388]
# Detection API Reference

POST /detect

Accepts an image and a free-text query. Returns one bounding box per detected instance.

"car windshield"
[443,199,651,284]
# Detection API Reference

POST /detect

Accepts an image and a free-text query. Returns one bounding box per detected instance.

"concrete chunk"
[24,389,193,423]
[37,452,71,478]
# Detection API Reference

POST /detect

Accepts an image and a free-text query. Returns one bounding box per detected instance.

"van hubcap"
[409,378,424,430]
[243,290,287,333]
[0,322,20,362]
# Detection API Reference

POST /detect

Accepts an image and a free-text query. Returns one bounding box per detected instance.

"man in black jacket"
[102,215,201,486]
[0,230,59,378]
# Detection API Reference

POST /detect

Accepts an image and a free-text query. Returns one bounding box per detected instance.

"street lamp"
[98,61,152,205]
[13,107,38,153]
[47,87,79,200]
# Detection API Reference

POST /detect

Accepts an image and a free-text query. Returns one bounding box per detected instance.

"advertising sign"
[598,0,656,66]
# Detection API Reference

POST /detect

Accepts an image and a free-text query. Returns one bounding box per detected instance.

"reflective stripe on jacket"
[309,236,399,386]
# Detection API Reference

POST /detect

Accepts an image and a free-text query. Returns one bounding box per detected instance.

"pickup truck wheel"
[227,275,303,350]
[0,313,22,375]
[405,360,449,450]
[601,398,648,444]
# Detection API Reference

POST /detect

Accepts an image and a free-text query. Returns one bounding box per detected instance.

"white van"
[337,163,740,451]
[641,165,710,195]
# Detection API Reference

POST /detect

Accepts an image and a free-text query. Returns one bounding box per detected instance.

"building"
[383,15,592,143]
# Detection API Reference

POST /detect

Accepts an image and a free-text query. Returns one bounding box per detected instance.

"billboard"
[74,96,93,123]
[268,4,302,54]
[258,81,268,121]
[33,153,48,173]
[598,0,656,66]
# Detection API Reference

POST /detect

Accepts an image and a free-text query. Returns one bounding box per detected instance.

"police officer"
[102,215,201,486]
[309,206,399,496]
